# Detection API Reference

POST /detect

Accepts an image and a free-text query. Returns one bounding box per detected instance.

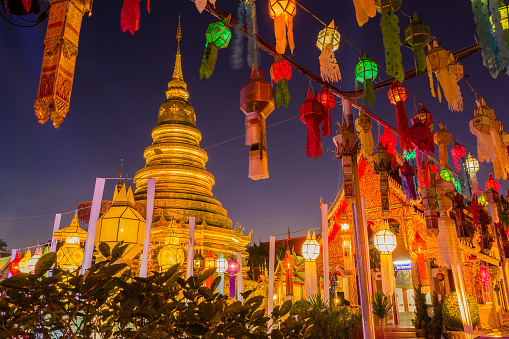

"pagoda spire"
[166,15,189,101]
[173,15,183,81]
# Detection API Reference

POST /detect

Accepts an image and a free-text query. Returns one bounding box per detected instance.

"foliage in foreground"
[412,285,430,330]
[427,292,443,336]
[0,243,315,339]
[442,291,479,331]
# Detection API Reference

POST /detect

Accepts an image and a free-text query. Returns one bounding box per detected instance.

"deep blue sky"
[1,0,508,250]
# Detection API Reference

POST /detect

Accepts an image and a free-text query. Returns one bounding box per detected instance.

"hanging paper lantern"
[352,0,376,27]
[414,103,434,131]
[451,142,466,172]
[34,0,92,128]
[270,56,292,108]
[26,247,42,273]
[317,86,335,136]
[355,110,374,156]
[18,250,31,274]
[399,160,419,201]
[283,250,295,296]
[421,178,439,234]
[200,16,232,79]
[426,40,457,105]
[404,13,431,76]
[194,251,205,272]
[380,128,397,169]
[388,83,412,152]
[379,1,404,83]
[447,55,464,112]
[470,99,497,166]
[451,141,472,200]
[316,20,342,83]
[486,174,500,192]
[373,142,394,212]
[434,123,452,170]
[302,231,320,261]
[269,0,296,55]
[8,252,22,276]
[478,263,492,303]
[412,232,430,290]
[440,168,454,182]
[121,0,140,35]
[300,90,325,158]
[227,256,240,298]
[216,252,228,274]
[466,153,480,192]
[204,250,216,271]
[409,118,434,188]
[240,67,275,180]
[355,53,378,107]
[334,119,359,198]
[373,223,397,254]
[489,114,509,180]
[57,239,85,271]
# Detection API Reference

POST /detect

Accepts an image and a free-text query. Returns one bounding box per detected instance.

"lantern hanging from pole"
[447,54,464,112]
[373,221,397,254]
[300,90,325,159]
[412,232,430,291]
[409,116,434,188]
[270,56,292,108]
[478,263,492,303]
[227,256,240,299]
[269,0,296,55]
[355,110,374,156]
[200,16,232,79]
[414,103,434,132]
[489,113,509,180]
[399,160,419,201]
[440,168,454,182]
[194,250,205,272]
[316,20,342,83]
[388,82,412,152]
[355,53,378,107]
[404,13,431,76]
[421,175,439,234]
[451,141,472,200]
[240,67,275,180]
[8,252,22,276]
[469,99,498,171]
[373,142,394,212]
[380,128,397,169]
[426,40,457,105]
[339,220,354,275]
[34,0,93,128]
[158,245,185,270]
[282,250,295,297]
[379,3,405,83]
[486,175,500,192]
[466,153,480,192]
[434,123,452,170]
[333,119,359,199]
[317,86,335,136]
[451,141,466,172]
[352,0,376,27]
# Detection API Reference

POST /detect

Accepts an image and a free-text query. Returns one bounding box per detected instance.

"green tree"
[412,284,431,330]
[427,292,443,338]
[0,239,7,252]
[246,242,268,280]
[371,290,394,339]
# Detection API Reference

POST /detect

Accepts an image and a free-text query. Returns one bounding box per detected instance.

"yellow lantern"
[18,250,31,273]
[373,220,397,254]
[426,40,457,105]
[302,231,320,261]
[157,245,185,270]
[316,20,341,83]
[95,184,146,261]
[204,250,216,271]
[27,247,43,273]
[57,242,84,271]
[269,0,296,55]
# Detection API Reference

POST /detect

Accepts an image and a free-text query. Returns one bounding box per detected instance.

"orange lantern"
[412,232,430,291]
[269,0,296,55]
[388,83,412,152]
[282,250,295,297]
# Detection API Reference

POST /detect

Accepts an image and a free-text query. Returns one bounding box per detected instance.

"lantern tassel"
[230,0,245,70]
[305,116,323,159]
[359,129,374,156]
[395,100,412,152]
[362,78,376,107]
[380,11,405,83]
[322,108,331,136]
[274,14,287,55]
[414,46,427,76]
[246,0,260,68]
[275,78,291,108]
[353,0,369,26]
[199,44,219,79]
[287,14,295,53]
[437,68,457,104]
[319,48,342,83]
[448,81,463,112]
[121,0,141,35]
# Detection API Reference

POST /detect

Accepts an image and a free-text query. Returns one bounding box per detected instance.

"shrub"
[442,291,480,331]
[412,284,431,330]
[427,292,443,336]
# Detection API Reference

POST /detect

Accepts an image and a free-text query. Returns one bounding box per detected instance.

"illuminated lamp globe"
[486,175,500,192]
[465,153,479,175]
[269,0,296,18]
[205,21,231,49]
[440,168,454,182]
[355,54,378,84]
[227,256,240,275]
[270,59,292,82]
[388,82,407,104]
[158,245,185,270]
[414,104,433,130]
[380,129,397,150]
[427,41,451,72]
[316,20,340,52]
[194,251,205,270]
[478,264,491,286]
[283,250,295,270]
[302,231,320,261]
[317,86,335,112]
[57,242,84,271]
[452,142,466,159]
[374,222,397,254]
[204,250,216,271]
[216,252,228,274]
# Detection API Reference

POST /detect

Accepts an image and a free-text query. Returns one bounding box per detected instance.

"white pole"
[81,178,106,275]
[50,213,62,253]
[267,235,276,333]
[186,216,196,279]
[139,178,156,278]
[7,249,17,278]
[321,203,329,304]
[237,251,244,303]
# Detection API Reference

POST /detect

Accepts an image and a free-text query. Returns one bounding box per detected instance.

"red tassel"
[471,196,479,225]
[147,0,150,13]
[322,108,331,136]
[121,0,140,35]
[305,116,323,159]
[424,151,430,188]
[416,151,424,187]
[395,101,412,152]
[21,0,30,13]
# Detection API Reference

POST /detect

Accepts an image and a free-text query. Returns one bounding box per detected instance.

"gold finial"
[172,15,184,81]
[117,158,124,192]
[176,15,181,41]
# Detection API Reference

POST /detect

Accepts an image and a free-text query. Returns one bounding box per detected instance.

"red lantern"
[388,83,412,152]
[8,252,22,276]
[409,119,434,188]
[412,232,430,290]
[282,250,294,296]
[316,86,335,136]
[300,90,325,158]
[451,142,466,172]
[486,175,500,192]
[414,103,433,129]
[380,128,397,169]
[270,59,292,82]
[478,263,492,303]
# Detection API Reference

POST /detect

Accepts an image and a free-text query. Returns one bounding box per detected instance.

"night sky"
[1,0,508,250]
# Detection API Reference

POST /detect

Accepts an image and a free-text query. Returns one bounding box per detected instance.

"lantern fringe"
[322,108,331,136]
[287,15,295,53]
[477,132,496,163]
[274,14,287,55]
[362,78,376,107]
[448,82,463,112]
[395,101,413,152]
[414,45,427,76]
[380,11,405,83]
[195,0,207,13]
[199,44,218,79]
[121,0,140,35]
[305,116,323,158]
[353,0,376,26]
[230,0,245,70]
[319,48,342,83]
[436,67,457,104]
[275,78,291,108]
[246,0,260,68]
[359,129,375,156]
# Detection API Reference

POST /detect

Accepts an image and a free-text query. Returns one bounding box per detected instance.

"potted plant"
[427,292,443,339]
[372,290,394,339]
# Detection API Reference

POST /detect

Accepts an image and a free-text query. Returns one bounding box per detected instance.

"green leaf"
[210,276,221,292]
[245,295,264,306]
[99,242,111,258]
[249,309,265,323]
[120,297,139,311]
[200,268,216,282]
[198,286,213,298]
[110,242,127,263]
[271,329,284,339]
[0,273,33,290]
[280,300,292,317]
[34,252,57,278]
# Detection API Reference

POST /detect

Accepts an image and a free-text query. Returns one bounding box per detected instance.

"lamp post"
[302,230,320,299]
[282,250,295,300]
[216,252,228,295]
[412,232,431,293]
[204,250,216,288]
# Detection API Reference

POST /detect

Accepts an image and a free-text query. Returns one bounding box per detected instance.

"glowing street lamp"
[216,252,228,295]
[303,231,320,299]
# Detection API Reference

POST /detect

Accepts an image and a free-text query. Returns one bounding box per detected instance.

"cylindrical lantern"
[282,250,295,298]
[216,252,228,295]
[333,119,359,199]
[374,220,397,298]
[303,231,319,299]
[300,90,325,158]
[227,256,240,299]
[434,123,452,170]
[466,153,480,192]
[373,142,394,212]
[302,231,320,261]
[412,232,430,292]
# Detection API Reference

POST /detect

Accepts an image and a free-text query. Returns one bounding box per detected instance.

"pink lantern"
[451,141,466,172]
[227,256,239,299]
[478,263,492,303]
[486,175,500,192]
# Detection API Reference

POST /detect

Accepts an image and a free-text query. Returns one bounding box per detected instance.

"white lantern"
[302,231,320,261]
[374,220,397,254]
[216,252,228,274]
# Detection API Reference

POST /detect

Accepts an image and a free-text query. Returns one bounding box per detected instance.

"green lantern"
[440,168,454,182]
[404,13,431,75]
[375,0,402,14]
[355,53,378,107]
[200,16,232,79]
[454,179,462,194]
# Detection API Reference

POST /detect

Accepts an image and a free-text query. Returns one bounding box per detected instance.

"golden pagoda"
[134,18,250,261]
